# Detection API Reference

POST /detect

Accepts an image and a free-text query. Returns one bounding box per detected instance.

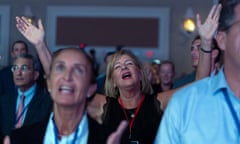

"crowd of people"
[0,0,239,143]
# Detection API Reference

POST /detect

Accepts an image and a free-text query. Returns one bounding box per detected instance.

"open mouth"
[59,85,74,94]
[122,72,132,79]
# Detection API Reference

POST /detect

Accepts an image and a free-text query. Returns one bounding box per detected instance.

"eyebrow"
[54,61,88,69]
[114,59,133,65]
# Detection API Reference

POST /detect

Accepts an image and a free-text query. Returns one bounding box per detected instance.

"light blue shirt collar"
[16,83,37,111]
[44,112,89,144]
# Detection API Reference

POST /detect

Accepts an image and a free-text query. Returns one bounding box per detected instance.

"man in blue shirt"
[0,53,52,138]
[154,1,240,143]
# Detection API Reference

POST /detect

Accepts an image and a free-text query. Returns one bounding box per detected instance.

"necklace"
[52,117,79,144]
[118,95,145,139]
[126,108,137,119]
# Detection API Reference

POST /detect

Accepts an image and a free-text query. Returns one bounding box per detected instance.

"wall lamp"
[23,5,35,24]
[181,7,196,35]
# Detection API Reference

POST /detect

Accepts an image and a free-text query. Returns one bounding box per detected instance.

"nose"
[14,68,22,75]
[121,63,128,70]
[63,68,73,81]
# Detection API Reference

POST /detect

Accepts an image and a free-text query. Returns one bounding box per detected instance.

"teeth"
[60,86,73,93]
[61,86,72,89]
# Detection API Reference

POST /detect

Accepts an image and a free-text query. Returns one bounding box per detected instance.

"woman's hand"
[3,136,10,144]
[16,16,45,47]
[107,121,128,144]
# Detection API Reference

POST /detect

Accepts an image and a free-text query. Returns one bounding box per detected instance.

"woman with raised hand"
[16,16,163,144]
[15,4,221,142]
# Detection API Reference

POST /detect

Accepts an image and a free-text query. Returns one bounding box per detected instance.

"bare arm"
[157,5,222,111]
[87,94,107,124]
[196,4,222,80]
[16,17,52,75]
[157,5,223,112]
[157,86,184,111]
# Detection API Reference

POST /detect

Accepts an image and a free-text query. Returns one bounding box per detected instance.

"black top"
[9,114,105,144]
[0,85,52,136]
[102,94,162,144]
[0,66,15,96]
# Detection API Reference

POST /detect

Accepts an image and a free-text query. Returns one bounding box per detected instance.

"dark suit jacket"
[9,114,105,144]
[0,84,53,136]
[0,64,47,97]
[0,66,15,96]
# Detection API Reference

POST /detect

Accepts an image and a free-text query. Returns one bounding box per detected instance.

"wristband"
[200,47,212,53]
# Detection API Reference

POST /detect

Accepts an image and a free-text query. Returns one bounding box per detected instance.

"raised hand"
[107,121,128,144]
[16,16,51,75]
[195,4,222,80]
[196,4,222,46]
[16,16,45,46]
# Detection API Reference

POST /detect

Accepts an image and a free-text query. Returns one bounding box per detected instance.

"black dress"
[102,94,162,144]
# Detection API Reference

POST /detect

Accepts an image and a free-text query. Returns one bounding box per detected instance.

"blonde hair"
[105,49,153,98]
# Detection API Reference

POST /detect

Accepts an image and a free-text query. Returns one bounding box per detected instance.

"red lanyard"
[118,95,145,139]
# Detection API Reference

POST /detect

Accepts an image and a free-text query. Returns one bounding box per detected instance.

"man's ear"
[216,31,227,51]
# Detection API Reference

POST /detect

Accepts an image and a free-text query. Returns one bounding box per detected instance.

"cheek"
[47,77,57,91]
[112,71,119,81]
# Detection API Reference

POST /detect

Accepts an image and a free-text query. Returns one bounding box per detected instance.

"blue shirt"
[173,71,196,89]
[16,83,37,122]
[154,68,240,144]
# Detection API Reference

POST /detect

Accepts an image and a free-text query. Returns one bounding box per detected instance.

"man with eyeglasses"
[0,53,52,140]
[0,40,29,96]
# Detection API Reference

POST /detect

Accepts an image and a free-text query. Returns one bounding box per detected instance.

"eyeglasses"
[11,65,33,72]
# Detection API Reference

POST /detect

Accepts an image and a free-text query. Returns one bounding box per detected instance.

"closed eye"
[114,63,121,70]
[125,60,135,66]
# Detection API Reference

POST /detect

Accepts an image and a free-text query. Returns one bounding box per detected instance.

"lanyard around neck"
[118,95,145,139]
[52,117,79,144]
[15,104,29,125]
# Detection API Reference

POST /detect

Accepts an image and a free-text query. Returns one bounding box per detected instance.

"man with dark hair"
[10,40,29,58]
[0,53,52,137]
[173,34,222,88]
[155,2,240,143]
[0,40,29,96]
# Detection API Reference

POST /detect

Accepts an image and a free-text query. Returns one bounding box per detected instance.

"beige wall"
[0,0,213,77]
